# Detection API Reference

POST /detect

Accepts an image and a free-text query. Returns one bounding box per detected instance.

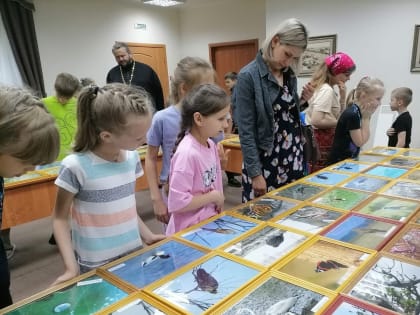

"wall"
[266,0,420,149]
[34,0,181,94]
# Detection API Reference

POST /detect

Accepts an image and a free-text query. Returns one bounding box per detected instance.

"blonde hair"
[262,18,308,69]
[170,56,214,104]
[0,86,60,164]
[74,83,153,152]
[392,87,412,107]
[346,77,385,106]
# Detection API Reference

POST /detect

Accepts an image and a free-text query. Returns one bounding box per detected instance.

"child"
[166,84,230,235]
[0,86,59,308]
[42,72,81,161]
[386,87,413,148]
[328,77,385,164]
[145,57,215,225]
[52,83,165,285]
[223,71,241,187]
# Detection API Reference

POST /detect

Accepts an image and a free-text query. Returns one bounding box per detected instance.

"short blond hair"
[0,86,60,164]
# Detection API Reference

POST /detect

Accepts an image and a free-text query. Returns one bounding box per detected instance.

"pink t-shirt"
[166,133,223,235]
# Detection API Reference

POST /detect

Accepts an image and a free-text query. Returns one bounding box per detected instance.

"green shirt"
[42,96,77,161]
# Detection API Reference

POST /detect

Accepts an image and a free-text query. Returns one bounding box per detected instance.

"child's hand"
[144,233,166,246]
[51,268,79,287]
[217,142,230,170]
[386,128,396,136]
[153,199,170,224]
[300,82,314,103]
[209,190,224,211]
[338,81,347,99]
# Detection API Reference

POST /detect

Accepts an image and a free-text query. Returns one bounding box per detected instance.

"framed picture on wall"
[411,25,420,72]
[296,34,337,77]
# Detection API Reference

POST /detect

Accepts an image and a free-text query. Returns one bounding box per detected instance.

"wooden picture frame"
[296,34,337,77]
[383,180,420,200]
[311,187,371,211]
[324,294,398,315]
[213,271,334,315]
[341,175,390,193]
[411,25,420,72]
[321,212,402,250]
[382,223,420,263]
[221,222,310,268]
[273,236,375,293]
[100,238,208,290]
[268,182,326,202]
[143,252,263,315]
[304,171,352,187]
[1,270,130,315]
[363,165,408,179]
[329,161,372,173]
[344,253,420,314]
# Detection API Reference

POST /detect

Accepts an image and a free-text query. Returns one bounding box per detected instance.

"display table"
[2,146,419,315]
[1,146,161,229]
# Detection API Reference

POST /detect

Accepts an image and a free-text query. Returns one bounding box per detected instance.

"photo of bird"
[315,260,348,273]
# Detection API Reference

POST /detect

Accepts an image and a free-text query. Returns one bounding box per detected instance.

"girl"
[304,52,356,171]
[145,57,216,224]
[52,83,165,284]
[0,86,59,308]
[166,84,230,235]
[328,77,385,164]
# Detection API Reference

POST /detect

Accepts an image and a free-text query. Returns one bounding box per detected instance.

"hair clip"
[88,85,100,98]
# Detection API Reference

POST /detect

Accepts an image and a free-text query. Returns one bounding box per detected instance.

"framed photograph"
[97,291,182,315]
[269,182,326,201]
[411,25,420,72]
[401,148,420,158]
[312,188,370,211]
[324,295,398,315]
[321,213,401,250]
[383,180,420,200]
[3,171,48,189]
[384,157,420,168]
[214,272,333,315]
[222,223,309,267]
[363,165,408,179]
[304,171,351,186]
[275,237,374,292]
[102,239,208,289]
[365,146,401,156]
[346,253,420,314]
[341,175,390,193]
[145,253,261,315]
[275,205,346,234]
[2,271,129,315]
[230,197,297,221]
[329,161,372,173]
[355,195,420,222]
[354,153,387,163]
[296,34,337,77]
[177,214,259,249]
[383,223,420,263]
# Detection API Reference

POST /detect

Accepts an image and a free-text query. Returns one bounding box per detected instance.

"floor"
[7,179,242,304]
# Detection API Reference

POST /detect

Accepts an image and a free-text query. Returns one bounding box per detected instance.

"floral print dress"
[242,81,305,202]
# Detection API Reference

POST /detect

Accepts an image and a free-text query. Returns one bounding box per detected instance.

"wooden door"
[127,42,169,104]
[209,39,258,92]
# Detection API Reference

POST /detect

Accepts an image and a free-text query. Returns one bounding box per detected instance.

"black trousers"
[0,239,13,309]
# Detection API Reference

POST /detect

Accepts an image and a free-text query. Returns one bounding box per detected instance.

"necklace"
[119,61,136,86]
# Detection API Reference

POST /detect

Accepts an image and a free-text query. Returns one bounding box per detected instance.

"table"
[1,147,162,229]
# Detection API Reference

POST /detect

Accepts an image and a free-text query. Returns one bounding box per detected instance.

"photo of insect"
[236,198,296,221]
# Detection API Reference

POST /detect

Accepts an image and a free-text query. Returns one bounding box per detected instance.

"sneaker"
[228,177,241,187]
[5,244,16,260]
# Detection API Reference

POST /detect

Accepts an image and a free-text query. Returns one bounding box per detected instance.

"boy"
[386,87,413,148]
[0,86,59,308]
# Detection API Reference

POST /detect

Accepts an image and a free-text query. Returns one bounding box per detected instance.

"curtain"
[0,0,46,96]
[0,14,23,86]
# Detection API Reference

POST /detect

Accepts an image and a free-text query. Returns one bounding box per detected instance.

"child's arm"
[145,145,169,223]
[137,215,165,245]
[172,190,225,213]
[217,142,230,171]
[51,187,78,286]
[396,131,407,148]
[350,117,371,147]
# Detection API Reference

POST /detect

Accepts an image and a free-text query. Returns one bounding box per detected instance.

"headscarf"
[325,52,356,75]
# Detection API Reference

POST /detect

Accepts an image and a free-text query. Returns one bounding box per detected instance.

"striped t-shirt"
[55,150,143,269]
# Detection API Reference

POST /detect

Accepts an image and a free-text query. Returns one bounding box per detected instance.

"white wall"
[266,0,420,149]
[33,0,420,148]
[34,0,181,94]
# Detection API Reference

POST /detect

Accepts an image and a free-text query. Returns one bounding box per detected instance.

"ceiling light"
[142,0,185,7]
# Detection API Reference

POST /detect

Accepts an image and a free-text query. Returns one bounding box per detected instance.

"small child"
[0,86,59,308]
[42,72,81,161]
[166,84,230,235]
[386,87,413,148]
[145,57,216,224]
[328,77,385,164]
[52,83,165,285]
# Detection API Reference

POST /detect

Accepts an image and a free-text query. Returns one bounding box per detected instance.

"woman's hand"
[300,82,314,103]
[251,175,267,198]
[338,81,347,104]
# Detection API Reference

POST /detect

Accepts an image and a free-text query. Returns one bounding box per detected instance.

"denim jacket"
[232,51,301,178]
